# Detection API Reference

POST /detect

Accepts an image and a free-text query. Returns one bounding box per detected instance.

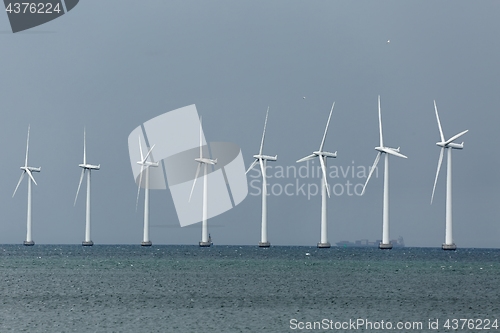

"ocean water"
[0,245,499,332]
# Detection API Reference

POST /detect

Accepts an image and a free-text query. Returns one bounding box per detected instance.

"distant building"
[337,236,405,248]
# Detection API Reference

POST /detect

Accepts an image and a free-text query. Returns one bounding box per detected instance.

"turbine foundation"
[317,242,331,248]
[259,241,270,247]
[379,242,393,250]
[442,243,457,251]
[141,241,152,247]
[199,241,212,247]
[23,240,35,246]
[82,241,94,246]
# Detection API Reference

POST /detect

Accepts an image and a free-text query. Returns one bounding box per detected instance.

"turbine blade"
[362,152,382,195]
[245,159,259,174]
[26,169,37,185]
[434,100,445,142]
[143,144,156,163]
[259,158,266,180]
[83,128,87,165]
[259,107,269,155]
[378,96,384,147]
[136,165,145,212]
[319,102,335,152]
[445,130,468,145]
[319,155,330,198]
[431,147,444,204]
[138,136,144,161]
[74,169,85,206]
[12,172,25,197]
[25,125,30,168]
[296,153,316,163]
[188,163,201,202]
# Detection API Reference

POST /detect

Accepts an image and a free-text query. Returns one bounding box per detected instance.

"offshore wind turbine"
[74,128,100,246]
[431,100,468,251]
[13,125,40,246]
[189,117,217,247]
[297,102,337,248]
[362,96,407,249]
[246,107,277,247]
[136,137,158,246]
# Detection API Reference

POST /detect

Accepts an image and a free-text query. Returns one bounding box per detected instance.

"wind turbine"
[246,107,277,247]
[13,125,40,246]
[362,96,407,249]
[297,102,337,248]
[74,128,100,246]
[431,100,468,250]
[136,136,158,246]
[189,117,217,247]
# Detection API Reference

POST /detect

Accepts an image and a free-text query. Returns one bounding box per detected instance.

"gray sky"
[1,1,499,247]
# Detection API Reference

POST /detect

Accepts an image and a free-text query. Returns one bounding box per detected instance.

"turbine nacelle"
[79,163,100,170]
[375,146,399,152]
[195,157,217,165]
[375,146,408,158]
[21,166,41,172]
[313,151,337,158]
[436,141,464,149]
[253,154,278,161]
[296,150,337,163]
[137,160,159,167]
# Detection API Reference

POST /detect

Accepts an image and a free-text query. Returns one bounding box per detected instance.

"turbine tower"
[189,117,217,247]
[362,96,407,249]
[246,107,277,247]
[13,125,40,246]
[431,100,468,251]
[136,137,158,246]
[297,102,337,248]
[74,128,100,246]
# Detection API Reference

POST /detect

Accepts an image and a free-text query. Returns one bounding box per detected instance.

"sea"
[0,245,499,332]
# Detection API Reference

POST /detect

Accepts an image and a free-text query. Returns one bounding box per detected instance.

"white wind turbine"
[362,96,407,249]
[297,102,337,248]
[246,107,277,247]
[74,128,100,246]
[135,136,158,246]
[189,117,217,247]
[13,125,40,246]
[431,100,468,250]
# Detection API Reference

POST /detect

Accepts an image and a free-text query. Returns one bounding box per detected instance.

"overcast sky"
[1,1,499,248]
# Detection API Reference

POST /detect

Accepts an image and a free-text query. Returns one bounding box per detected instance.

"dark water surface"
[1,245,499,332]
